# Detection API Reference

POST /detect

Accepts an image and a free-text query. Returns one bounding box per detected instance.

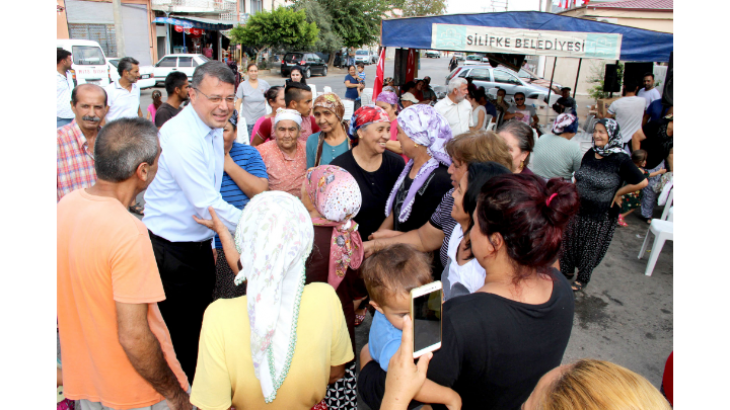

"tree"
[229,8,319,65]
[401,0,447,17]
[292,0,343,66]
[292,0,391,49]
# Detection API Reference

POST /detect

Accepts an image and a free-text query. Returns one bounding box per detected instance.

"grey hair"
[117,57,139,77]
[497,119,535,167]
[191,61,235,89]
[95,118,160,182]
[449,77,467,93]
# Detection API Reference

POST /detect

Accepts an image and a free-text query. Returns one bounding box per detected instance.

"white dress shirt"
[57,71,74,119]
[434,96,471,137]
[103,80,141,122]
[143,105,243,242]
[638,87,661,109]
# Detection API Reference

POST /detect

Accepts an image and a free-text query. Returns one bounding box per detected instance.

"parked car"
[153,54,209,86]
[446,65,550,100]
[425,50,440,58]
[464,55,483,65]
[454,52,465,61]
[108,58,154,89]
[516,66,564,94]
[445,67,465,85]
[355,49,377,65]
[56,39,112,88]
[281,52,328,78]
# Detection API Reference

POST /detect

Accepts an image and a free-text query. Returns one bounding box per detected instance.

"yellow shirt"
[191,283,354,410]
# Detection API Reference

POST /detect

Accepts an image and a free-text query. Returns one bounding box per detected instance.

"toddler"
[618,149,666,226]
[356,63,366,100]
[360,243,461,409]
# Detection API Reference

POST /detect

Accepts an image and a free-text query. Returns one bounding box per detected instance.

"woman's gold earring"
[520,160,524,170]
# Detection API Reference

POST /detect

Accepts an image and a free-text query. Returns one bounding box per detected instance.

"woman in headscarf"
[529,113,584,181]
[560,119,648,292]
[301,165,364,410]
[375,91,408,162]
[378,104,454,235]
[307,93,350,168]
[191,192,354,410]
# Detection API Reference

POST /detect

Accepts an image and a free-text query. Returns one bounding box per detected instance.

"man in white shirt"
[603,80,646,149]
[637,72,661,109]
[57,48,75,128]
[434,77,471,137]
[143,61,241,380]
[104,57,142,122]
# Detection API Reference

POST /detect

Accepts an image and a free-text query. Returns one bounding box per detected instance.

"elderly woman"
[191,192,354,410]
[301,165,364,410]
[330,105,405,241]
[498,119,535,174]
[375,91,407,162]
[443,161,510,300]
[256,108,308,198]
[560,119,648,292]
[364,130,513,279]
[530,113,584,181]
[380,105,454,234]
[212,111,269,300]
[251,86,285,145]
[235,63,271,138]
[307,93,350,168]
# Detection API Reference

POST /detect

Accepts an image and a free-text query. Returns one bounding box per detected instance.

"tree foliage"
[401,0,447,17]
[292,0,343,53]
[229,8,318,61]
[292,0,390,48]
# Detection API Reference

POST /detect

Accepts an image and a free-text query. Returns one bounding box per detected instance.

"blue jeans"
[57,117,73,128]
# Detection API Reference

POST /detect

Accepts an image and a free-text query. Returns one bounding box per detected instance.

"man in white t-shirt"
[604,80,646,148]
[434,77,471,137]
[637,72,661,109]
[104,57,142,122]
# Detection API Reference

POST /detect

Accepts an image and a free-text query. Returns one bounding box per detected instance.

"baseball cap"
[401,92,419,104]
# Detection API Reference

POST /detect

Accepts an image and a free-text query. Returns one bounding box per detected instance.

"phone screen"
[413,289,442,354]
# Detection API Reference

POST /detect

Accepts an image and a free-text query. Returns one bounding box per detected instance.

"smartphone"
[410,281,443,358]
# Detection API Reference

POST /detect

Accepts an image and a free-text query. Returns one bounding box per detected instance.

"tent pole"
[546,57,557,104]
[573,58,582,99]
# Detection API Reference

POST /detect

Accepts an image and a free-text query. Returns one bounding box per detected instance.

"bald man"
[57,84,109,201]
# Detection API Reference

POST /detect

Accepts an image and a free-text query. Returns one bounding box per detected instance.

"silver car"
[446,65,550,100]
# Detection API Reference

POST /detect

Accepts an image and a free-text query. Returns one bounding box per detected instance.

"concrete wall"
[561,7,673,33]
[58,0,70,39]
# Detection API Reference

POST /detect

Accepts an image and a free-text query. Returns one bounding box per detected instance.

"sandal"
[617,215,628,227]
[354,312,366,326]
[129,202,145,216]
[572,281,584,292]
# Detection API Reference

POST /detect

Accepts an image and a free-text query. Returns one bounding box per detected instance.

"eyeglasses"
[192,88,235,104]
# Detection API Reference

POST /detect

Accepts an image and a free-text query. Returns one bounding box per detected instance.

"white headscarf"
[233,191,314,403]
[274,108,303,127]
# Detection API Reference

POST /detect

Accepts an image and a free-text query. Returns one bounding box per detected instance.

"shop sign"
[431,24,622,60]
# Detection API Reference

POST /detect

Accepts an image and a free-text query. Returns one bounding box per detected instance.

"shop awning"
[153,15,235,30]
[381,11,673,62]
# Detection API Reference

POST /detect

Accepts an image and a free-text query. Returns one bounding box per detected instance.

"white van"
[57,39,112,88]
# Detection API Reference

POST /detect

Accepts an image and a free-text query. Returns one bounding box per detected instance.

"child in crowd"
[360,243,461,409]
[356,63,366,101]
[618,149,666,226]
[146,90,162,124]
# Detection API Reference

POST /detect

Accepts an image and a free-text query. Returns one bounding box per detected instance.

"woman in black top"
[560,119,648,291]
[637,115,673,222]
[378,105,453,234]
[358,173,580,410]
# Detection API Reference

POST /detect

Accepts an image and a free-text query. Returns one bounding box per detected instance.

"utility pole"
[112,0,125,57]
[536,0,552,77]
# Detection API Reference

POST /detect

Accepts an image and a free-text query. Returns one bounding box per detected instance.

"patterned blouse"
[256,140,307,198]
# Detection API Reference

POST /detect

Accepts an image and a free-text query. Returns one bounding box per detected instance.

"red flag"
[373,47,386,101]
[406,49,416,83]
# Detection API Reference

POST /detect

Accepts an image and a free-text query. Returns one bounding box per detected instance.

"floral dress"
[621,169,649,213]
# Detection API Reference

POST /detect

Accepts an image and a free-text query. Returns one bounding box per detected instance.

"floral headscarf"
[376,91,399,107]
[313,92,345,122]
[306,165,363,289]
[386,105,453,222]
[233,191,314,403]
[593,118,625,157]
[347,105,390,141]
[551,113,577,134]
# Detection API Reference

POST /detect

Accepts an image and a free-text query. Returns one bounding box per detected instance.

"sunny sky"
[447,0,556,14]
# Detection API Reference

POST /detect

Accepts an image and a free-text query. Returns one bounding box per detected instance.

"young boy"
[356,63,366,101]
[359,243,461,409]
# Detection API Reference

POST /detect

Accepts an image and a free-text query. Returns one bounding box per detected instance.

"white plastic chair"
[362,88,374,105]
[638,219,673,277]
[661,189,673,221]
[486,122,497,132]
[309,84,317,99]
[323,86,333,94]
[667,207,673,222]
[532,127,539,141]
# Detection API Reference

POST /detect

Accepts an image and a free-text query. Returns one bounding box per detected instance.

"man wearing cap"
[401,92,419,109]
[552,87,576,114]
[256,109,308,198]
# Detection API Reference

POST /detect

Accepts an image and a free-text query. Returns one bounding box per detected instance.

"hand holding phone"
[410,281,443,358]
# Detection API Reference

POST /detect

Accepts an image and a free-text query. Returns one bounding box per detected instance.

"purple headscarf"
[375,91,399,107]
[385,105,453,223]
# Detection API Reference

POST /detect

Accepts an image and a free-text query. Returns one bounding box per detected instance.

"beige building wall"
[58,0,70,39]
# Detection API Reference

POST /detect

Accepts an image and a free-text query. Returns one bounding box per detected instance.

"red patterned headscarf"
[347,105,390,141]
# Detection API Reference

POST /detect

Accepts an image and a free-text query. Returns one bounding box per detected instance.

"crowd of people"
[56,51,673,410]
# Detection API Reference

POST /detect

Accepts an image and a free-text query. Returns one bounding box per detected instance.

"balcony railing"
[151,0,236,13]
